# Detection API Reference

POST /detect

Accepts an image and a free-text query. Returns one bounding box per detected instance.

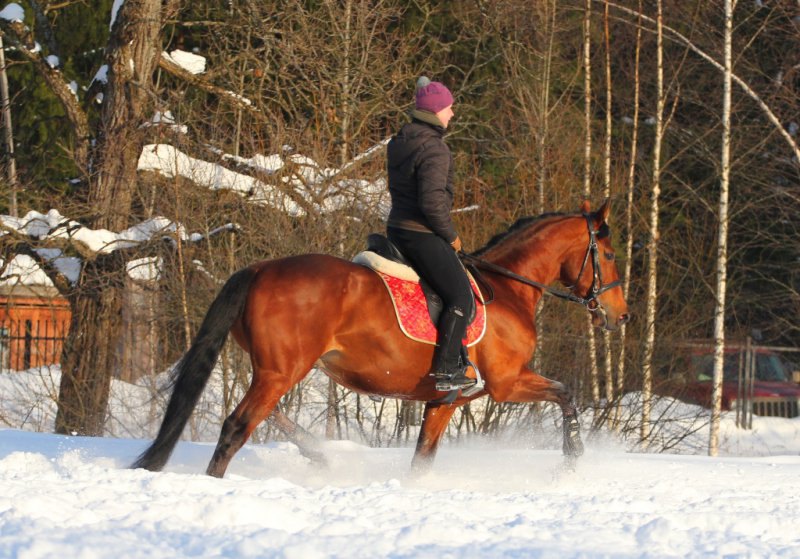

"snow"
[92,64,109,85]
[137,143,389,218]
[1,430,798,559]
[126,256,162,282]
[0,210,237,286]
[0,251,79,287]
[45,55,59,69]
[141,110,188,134]
[0,3,24,22]
[1,366,799,557]
[138,144,305,216]
[0,209,185,255]
[225,152,286,174]
[109,0,124,31]
[163,49,207,75]
[0,254,54,287]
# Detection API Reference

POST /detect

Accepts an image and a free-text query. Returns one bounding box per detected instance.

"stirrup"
[428,361,485,403]
[434,374,477,392]
[431,362,478,392]
[434,359,485,396]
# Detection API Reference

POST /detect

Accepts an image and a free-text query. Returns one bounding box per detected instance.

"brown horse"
[133,200,629,477]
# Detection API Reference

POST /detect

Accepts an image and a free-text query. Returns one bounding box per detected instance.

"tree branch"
[0,22,90,171]
[157,52,268,122]
[599,0,800,164]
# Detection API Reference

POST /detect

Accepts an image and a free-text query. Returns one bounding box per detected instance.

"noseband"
[460,215,621,313]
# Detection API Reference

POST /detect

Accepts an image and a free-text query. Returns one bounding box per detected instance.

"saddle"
[352,234,486,347]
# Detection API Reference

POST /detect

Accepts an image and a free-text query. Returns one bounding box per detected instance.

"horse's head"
[561,200,630,331]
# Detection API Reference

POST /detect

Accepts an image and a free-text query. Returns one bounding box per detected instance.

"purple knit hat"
[415,76,454,113]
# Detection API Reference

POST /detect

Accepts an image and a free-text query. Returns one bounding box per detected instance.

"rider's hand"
[451,236,462,252]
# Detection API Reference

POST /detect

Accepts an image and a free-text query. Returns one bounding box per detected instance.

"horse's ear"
[598,198,611,223]
[580,199,591,215]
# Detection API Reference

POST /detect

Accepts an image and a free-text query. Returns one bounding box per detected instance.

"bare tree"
[613,0,643,429]
[582,0,601,404]
[0,36,18,216]
[601,0,614,407]
[1,0,180,434]
[709,0,735,457]
[641,0,665,443]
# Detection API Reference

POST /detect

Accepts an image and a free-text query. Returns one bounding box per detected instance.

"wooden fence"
[0,318,69,371]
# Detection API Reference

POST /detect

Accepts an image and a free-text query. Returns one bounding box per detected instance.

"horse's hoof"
[562,454,579,472]
[562,416,584,458]
[301,449,328,468]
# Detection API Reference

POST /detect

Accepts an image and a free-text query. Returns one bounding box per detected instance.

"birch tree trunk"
[600,0,799,162]
[709,0,736,457]
[0,37,18,217]
[338,0,353,166]
[582,0,593,199]
[614,0,643,429]
[602,0,614,406]
[537,0,556,211]
[582,0,601,404]
[534,0,557,374]
[641,0,665,443]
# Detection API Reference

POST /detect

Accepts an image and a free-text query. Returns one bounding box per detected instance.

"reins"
[459,214,622,311]
[460,252,589,305]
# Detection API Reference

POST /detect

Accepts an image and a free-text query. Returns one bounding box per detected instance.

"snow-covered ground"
[1,366,800,558]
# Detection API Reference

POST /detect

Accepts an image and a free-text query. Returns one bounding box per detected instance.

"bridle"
[460,214,622,313]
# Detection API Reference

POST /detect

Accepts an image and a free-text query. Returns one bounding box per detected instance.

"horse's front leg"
[411,402,458,475]
[490,369,584,469]
[552,381,584,468]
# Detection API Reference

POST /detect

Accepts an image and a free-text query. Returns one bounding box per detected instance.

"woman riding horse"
[132,200,630,478]
[387,76,475,392]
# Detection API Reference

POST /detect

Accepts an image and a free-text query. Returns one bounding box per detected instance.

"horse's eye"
[604,252,615,261]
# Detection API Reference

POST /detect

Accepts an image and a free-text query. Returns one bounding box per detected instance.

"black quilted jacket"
[386,120,457,243]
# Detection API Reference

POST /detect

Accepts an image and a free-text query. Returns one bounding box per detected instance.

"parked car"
[659,347,800,418]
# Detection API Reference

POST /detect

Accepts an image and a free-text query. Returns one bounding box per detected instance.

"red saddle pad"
[375,271,487,346]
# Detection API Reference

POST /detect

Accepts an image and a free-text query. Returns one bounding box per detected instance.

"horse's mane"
[473,212,567,256]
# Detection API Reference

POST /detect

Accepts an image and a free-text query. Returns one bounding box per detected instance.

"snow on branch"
[0,3,24,22]
[158,52,258,116]
[137,143,390,218]
[1,210,187,254]
[0,210,239,286]
[138,144,307,216]
[161,49,206,75]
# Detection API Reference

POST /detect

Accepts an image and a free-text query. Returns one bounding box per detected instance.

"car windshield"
[690,352,791,383]
[755,353,790,382]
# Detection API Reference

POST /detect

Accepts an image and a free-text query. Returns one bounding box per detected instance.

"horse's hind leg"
[411,402,458,475]
[206,372,297,478]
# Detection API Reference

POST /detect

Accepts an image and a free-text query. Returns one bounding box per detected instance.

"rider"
[386,76,476,391]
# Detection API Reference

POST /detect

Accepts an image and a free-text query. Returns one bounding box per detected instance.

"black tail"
[132,266,258,471]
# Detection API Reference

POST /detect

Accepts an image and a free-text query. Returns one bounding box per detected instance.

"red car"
[663,348,800,418]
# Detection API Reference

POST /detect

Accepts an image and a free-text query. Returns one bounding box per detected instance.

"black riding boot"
[430,307,476,391]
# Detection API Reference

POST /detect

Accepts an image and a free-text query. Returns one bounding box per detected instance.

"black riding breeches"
[387,227,474,313]
[387,227,474,365]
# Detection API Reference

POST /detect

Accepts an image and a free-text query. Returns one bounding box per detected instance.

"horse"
[132,199,629,477]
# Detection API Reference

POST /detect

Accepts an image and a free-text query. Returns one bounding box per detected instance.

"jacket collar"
[410,109,446,133]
